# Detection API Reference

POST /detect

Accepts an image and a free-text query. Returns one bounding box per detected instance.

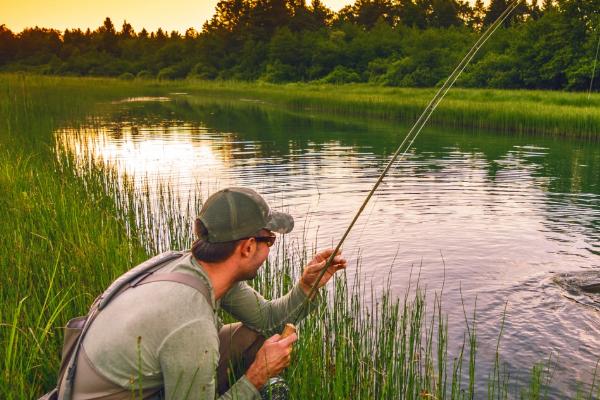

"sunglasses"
[252,234,276,247]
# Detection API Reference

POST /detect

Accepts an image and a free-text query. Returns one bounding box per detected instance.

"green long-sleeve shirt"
[83,252,316,399]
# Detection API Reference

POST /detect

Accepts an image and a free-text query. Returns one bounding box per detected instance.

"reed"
[2,73,599,140]
[1,73,599,399]
[0,73,158,397]
[179,80,600,140]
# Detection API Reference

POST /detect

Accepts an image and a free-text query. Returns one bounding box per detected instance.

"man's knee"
[217,323,266,394]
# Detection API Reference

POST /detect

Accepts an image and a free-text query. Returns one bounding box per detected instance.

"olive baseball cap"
[198,187,294,243]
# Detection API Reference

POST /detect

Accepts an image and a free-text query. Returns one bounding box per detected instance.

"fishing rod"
[291,0,525,326]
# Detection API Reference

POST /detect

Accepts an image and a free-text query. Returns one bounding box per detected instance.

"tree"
[63,28,88,48]
[557,0,600,27]
[288,0,333,31]
[514,10,585,89]
[529,0,543,20]
[100,17,116,35]
[185,28,198,39]
[310,0,333,27]
[429,0,462,28]
[120,21,135,38]
[338,0,396,28]
[97,17,118,54]
[398,0,428,28]
[482,0,528,27]
[0,0,594,90]
[470,0,486,30]
[268,27,302,71]
[155,28,167,41]
[62,28,90,60]
[248,0,293,40]
[203,0,250,33]
[541,0,554,11]
[0,25,16,65]
[455,0,474,27]
[482,0,509,27]
[17,27,61,62]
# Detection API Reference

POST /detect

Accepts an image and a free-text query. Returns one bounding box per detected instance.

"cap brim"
[265,211,294,234]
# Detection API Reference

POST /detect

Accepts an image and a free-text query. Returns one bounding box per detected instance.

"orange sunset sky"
[1,0,355,33]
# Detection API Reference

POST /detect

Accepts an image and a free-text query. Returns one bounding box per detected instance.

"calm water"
[58,95,600,397]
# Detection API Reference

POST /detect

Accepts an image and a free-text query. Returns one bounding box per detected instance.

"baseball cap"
[198,187,294,243]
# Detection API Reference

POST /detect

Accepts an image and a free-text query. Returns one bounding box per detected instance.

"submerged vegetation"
[1,74,600,398]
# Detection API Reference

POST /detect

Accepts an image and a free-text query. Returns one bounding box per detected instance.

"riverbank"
[4,74,600,140]
[0,74,160,397]
[178,80,600,140]
[1,74,598,398]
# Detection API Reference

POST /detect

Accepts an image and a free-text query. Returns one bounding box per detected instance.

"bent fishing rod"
[285,0,525,330]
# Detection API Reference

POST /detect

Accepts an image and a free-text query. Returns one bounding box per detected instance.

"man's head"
[191,188,294,274]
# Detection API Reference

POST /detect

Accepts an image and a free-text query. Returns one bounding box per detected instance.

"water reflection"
[56,96,600,397]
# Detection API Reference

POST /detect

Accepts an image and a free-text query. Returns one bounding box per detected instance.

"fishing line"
[351,0,523,238]
[294,0,524,323]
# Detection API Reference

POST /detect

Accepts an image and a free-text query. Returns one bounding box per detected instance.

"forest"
[0,0,598,90]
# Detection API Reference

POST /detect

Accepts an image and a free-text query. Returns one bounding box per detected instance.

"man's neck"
[195,258,238,300]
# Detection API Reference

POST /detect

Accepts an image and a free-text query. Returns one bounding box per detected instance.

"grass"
[3,73,600,140]
[1,74,600,398]
[0,74,161,397]
[176,80,600,141]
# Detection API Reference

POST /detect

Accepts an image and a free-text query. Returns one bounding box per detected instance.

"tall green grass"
[3,73,599,140]
[0,74,161,397]
[177,80,600,140]
[1,74,600,399]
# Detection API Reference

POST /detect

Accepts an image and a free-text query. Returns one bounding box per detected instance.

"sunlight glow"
[57,123,223,185]
[1,0,355,33]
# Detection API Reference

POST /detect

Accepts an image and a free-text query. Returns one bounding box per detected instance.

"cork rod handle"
[281,323,297,339]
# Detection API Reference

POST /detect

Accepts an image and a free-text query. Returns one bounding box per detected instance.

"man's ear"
[238,238,255,259]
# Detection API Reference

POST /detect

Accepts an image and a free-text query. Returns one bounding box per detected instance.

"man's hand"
[299,248,347,297]
[245,333,298,389]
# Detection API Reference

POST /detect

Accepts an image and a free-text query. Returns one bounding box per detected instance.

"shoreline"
[3,73,600,139]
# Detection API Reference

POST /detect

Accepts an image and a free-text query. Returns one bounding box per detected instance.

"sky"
[1,0,353,33]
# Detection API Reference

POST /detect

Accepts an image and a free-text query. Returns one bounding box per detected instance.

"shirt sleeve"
[220,282,323,337]
[158,319,260,400]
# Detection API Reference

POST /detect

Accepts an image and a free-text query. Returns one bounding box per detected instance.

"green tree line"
[0,0,598,90]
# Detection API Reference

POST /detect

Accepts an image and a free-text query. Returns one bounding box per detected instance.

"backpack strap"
[134,272,212,309]
[59,251,201,400]
[98,251,184,310]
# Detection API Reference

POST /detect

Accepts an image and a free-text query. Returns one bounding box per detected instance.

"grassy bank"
[176,80,600,140]
[3,74,600,140]
[0,74,162,396]
[1,74,599,398]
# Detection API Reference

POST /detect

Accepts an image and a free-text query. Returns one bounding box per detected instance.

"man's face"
[238,229,274,280]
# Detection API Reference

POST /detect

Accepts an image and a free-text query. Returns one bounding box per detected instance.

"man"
[63,187,346,399]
